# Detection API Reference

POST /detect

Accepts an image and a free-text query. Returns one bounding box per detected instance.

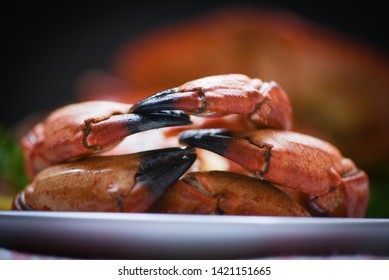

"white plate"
[1,211,388,259]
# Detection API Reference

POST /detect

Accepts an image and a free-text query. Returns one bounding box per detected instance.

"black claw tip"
[135,146,197,198]
[126,111,191,134]
[130,88,179,114]
[179,129,232,154]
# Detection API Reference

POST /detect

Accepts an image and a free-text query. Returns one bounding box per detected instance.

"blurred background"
[2,0,389,127]
[1,0,389,216]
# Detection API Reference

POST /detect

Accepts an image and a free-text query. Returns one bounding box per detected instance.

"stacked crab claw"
[13,74,369,217]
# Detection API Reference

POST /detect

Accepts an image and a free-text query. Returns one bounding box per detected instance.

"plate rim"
[1,211,389,259]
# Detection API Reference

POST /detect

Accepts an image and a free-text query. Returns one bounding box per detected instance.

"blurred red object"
[78,6,389,169]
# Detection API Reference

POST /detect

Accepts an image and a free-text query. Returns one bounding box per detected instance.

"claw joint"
[254,144,272,175]
[83,120,101,151]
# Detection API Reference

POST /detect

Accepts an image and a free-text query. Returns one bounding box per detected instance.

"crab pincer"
[179,129,369,217]
[22,101,191,177]
[13,147,196,212]
[131,74,292,130]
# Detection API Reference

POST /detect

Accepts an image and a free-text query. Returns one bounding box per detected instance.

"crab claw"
[13,147,196,212]
[84,110,191,150]
[22,101,192,177]
[179,129,369,217]
[131,74,292,130]
[149,171,310,216]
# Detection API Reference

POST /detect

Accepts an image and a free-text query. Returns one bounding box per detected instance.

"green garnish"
[0,126,29,192]
[365,167,389,218]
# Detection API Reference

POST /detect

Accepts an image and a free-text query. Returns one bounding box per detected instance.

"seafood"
[131,74,292,130]
[21,100,191,178]
[14,74,369,217]
[179,129,369,217]
[13,147,196,212]
[149,171,310,217]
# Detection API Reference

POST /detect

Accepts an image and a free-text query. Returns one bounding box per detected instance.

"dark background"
[2,0,389,128]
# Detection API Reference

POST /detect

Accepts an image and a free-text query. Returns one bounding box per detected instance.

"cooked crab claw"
[130,74,292,130]
[13,147,196,212]
[149,171,310,216]
[84,110,191,150]
[22,101,192,177]
[179,129,369,217]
